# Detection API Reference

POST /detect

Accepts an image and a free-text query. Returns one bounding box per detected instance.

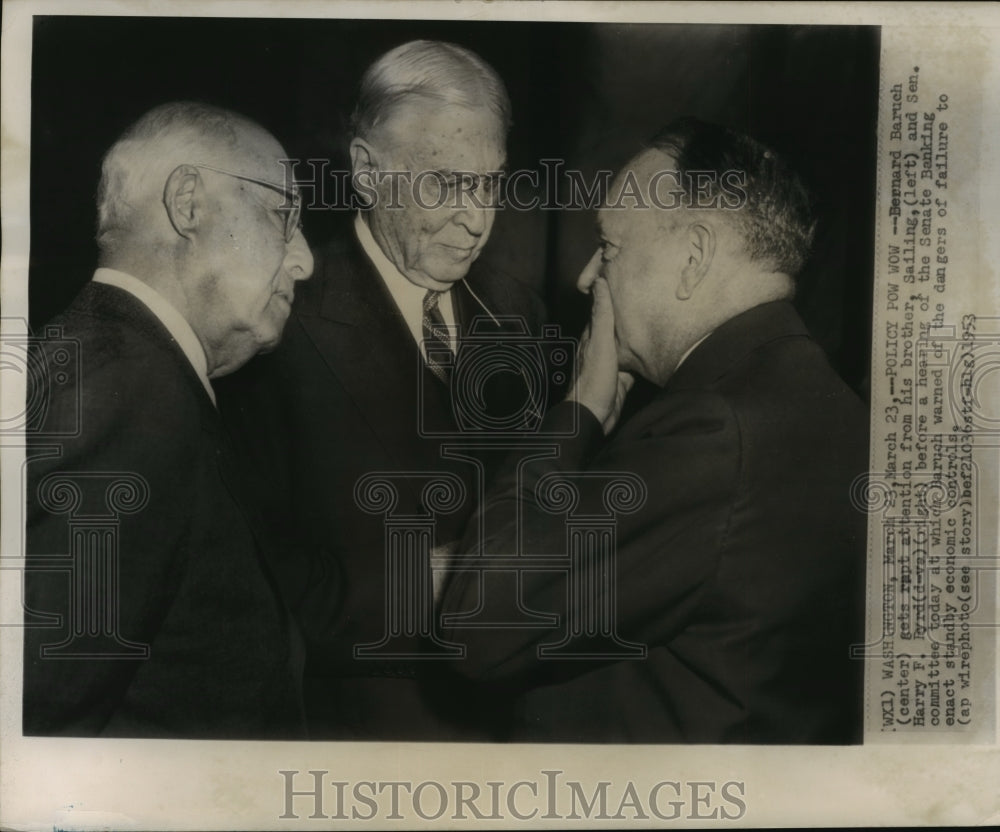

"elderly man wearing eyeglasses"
[23,101,313,738]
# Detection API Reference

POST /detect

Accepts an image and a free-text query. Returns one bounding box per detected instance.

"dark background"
[29,17,879,395]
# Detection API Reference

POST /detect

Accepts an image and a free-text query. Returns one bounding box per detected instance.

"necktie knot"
[423,290,442,314]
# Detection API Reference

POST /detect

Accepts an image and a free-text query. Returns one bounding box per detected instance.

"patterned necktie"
[422,290,453,385]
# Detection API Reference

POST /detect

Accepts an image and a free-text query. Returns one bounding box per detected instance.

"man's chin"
[419,272,470,291]
[428,260,477,286]
[256,329,285,355]
[251,319,287,356]
[617,353,644,380]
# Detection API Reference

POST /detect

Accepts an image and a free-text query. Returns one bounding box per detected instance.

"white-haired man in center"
[217,40,545,739]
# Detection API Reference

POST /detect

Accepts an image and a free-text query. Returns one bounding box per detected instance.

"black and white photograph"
[2,1,999,828]
[22,13,878,742]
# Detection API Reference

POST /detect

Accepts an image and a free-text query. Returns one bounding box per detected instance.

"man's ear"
[349,138,380,208]
[351,137,384,176]
[676,222,716,300]
[163,165,201,239]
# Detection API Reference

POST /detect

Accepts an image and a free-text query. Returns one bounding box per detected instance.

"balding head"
[97,102,284,252]
[590,120,815,384]
[94,101,313,377]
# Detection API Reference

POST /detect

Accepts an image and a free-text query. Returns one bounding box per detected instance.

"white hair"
[350,39,511,142]
[95,101,261,251]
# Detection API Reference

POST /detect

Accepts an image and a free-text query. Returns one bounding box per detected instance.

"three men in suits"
[24,101,314,737]
[217,40,543,739]
[441,118,869,743]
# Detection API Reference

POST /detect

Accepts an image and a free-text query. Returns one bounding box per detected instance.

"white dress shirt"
[92,268,216,406]
[354,213,457,356]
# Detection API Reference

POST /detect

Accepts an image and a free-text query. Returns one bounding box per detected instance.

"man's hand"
[568,250,635,434]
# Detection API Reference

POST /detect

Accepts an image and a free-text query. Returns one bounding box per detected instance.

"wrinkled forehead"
[226,123,293,185]
[379,99,507,170]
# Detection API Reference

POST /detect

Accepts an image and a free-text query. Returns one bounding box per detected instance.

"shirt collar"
[353,213,456,352]
[92,268,216,406]
[354,212,442,303]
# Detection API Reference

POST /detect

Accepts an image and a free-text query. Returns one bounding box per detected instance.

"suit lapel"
[100,278,308,695]
[612,302,813,442]
[76,283,282,568]
[78,282,220,421]
[295,227,453,472]
[666,301,811,394]
[295,229,543,469]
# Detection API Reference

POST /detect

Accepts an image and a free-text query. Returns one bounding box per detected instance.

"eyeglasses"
[191,163,302,243]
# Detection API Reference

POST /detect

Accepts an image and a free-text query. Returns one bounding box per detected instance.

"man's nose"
[284,228,314,281]
[453,184,490,237]
[577,249,603,293]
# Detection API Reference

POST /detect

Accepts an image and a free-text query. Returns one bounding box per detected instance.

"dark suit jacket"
[24,282,305,739]
[216,221,545,739]
[441,301,869,743]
